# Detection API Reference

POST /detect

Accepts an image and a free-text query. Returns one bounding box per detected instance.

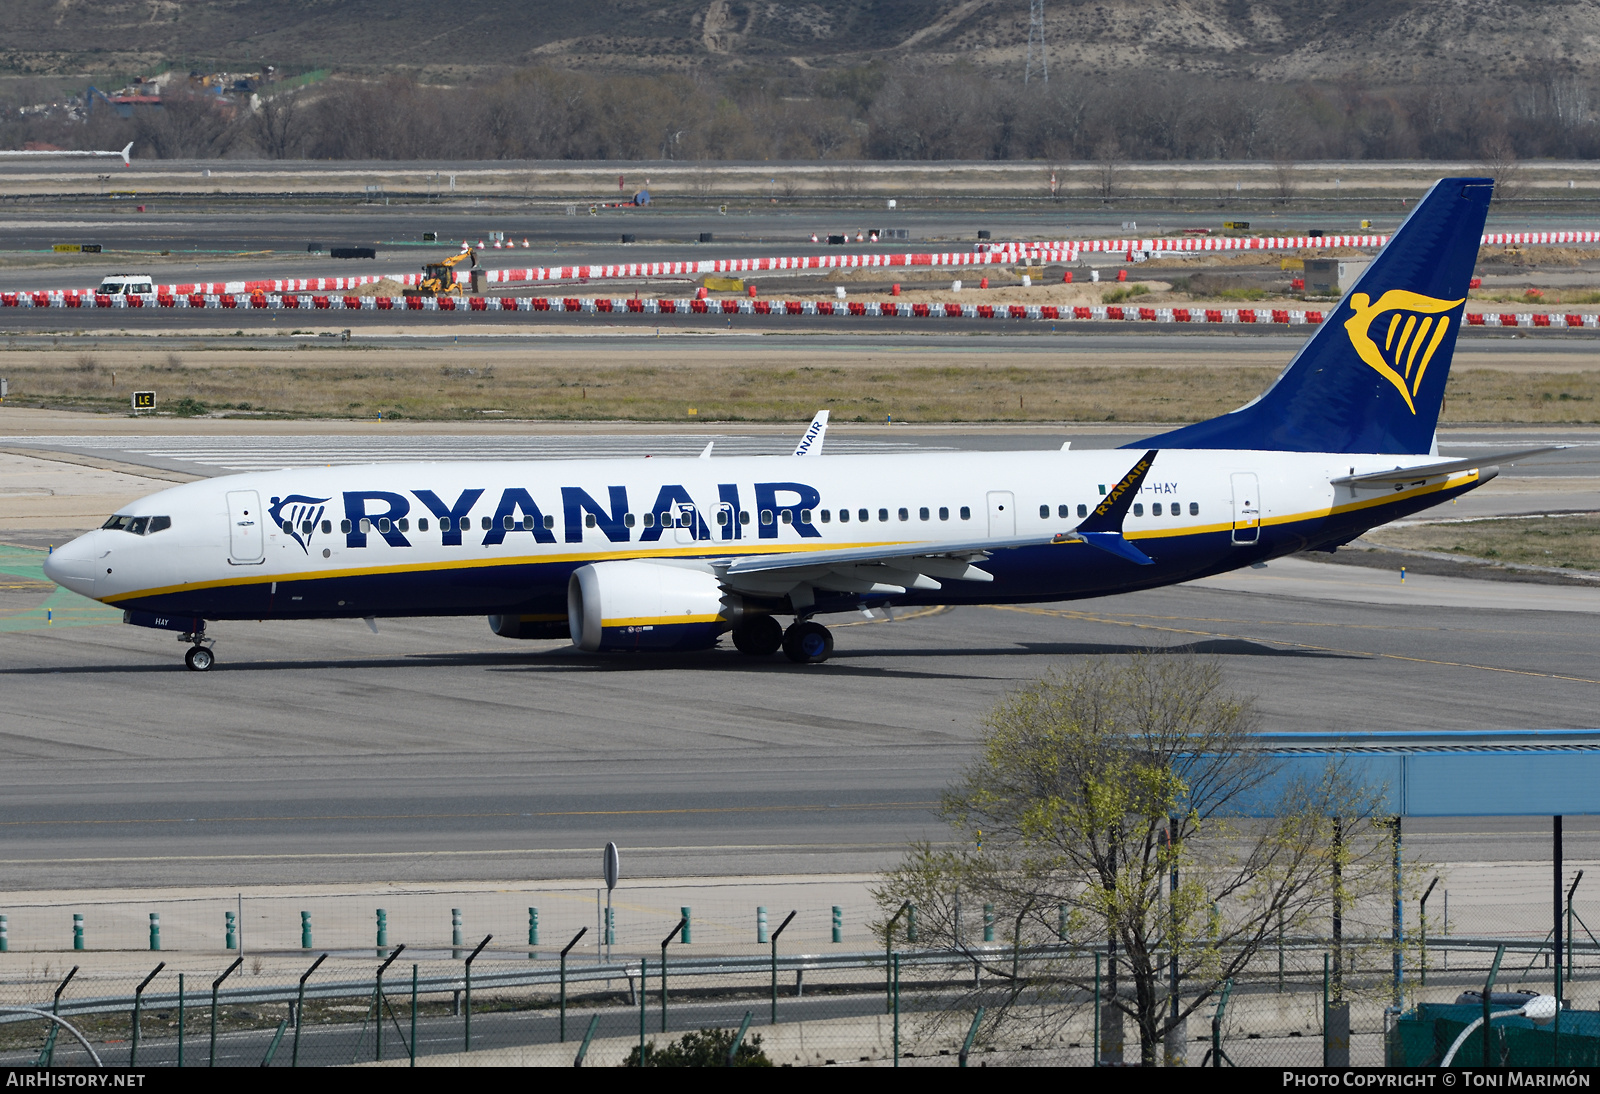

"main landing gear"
[729,616,834,664]
[179,628,216,672]
[782,620,833,664]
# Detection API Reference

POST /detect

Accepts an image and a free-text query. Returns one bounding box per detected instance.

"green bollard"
[225,911,236,951]
[528,908,538,959]
[376,908,388,958]
[73,913,84,951]
[452,908,463,959]
[300,911,312,950]
[681,906,691,945]
[983,903,994,943]
[832,906,842,944]
[907,904,918,943]
[150,913,161,951]
[757,907,768,944]
[1,913,8,952]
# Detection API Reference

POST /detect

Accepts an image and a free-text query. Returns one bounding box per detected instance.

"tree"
[873,654,1391,1066]
[250,93,306,159]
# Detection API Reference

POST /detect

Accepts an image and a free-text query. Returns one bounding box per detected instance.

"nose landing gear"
[179,628,216,672]
[782,620,834,664]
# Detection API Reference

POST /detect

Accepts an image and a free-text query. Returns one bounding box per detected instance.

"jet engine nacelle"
[567,560,732,652]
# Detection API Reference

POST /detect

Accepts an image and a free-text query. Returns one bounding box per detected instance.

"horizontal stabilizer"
[1330,446,1564,485]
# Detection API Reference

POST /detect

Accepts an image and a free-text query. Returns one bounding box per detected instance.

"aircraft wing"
[1329,446,1564,485]
[715,450,1160,597]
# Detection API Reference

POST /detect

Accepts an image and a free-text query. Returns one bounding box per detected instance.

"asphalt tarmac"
[1,549,1598,891]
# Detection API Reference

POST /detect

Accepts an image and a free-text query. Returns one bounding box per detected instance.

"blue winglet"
[1053,449,1158,564]
[1078,531,1154,566]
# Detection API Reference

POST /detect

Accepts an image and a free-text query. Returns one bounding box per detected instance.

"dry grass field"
[1,342,1597,425]
[1364,515,1600,572]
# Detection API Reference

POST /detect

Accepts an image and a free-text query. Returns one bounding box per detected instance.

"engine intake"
[567,560,732,652]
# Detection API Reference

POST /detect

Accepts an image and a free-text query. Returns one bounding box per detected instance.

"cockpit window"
[101,514,171,535]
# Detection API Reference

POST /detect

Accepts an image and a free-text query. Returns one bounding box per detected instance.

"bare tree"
[1093,137,1124,199]
[873,655,1392,1066]
[249,94,306,159]
[136,91,238,159]
[1478,133,1524,202]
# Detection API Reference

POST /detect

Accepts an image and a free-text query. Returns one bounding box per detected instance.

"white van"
[98,274,155,295]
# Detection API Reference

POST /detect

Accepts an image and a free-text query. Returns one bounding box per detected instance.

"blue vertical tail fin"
[1134,177,1493,455]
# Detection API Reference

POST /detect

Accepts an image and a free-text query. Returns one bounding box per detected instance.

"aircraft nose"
[43,532,105,598]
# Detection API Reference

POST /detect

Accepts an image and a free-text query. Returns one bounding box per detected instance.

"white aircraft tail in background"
[0,141,132,166]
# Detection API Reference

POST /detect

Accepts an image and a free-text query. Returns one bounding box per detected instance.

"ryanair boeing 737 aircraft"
[44,178,1554,670]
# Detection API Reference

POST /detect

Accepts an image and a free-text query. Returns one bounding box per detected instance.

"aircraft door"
[986,491,1015,537]
[227,489,266,564]
[1230,473,1261,545]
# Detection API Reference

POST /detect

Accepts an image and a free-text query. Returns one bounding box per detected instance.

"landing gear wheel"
[732,615,784,656]
[184,645,214,672]
[782,620,834,664]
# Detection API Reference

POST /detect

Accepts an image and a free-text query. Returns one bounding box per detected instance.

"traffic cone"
[1063,271,1073,284]
[1116,269,1128,282]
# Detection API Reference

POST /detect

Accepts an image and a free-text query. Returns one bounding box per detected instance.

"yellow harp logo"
[1343,290,1465,414]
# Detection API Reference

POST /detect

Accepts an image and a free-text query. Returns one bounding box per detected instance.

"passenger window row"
[1038,502,1200,520]
[321,503,996,541]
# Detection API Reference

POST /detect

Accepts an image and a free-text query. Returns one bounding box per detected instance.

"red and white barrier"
[7,289,1600,330]
[18,229,1600,303]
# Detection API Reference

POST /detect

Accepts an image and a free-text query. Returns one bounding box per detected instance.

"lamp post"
[1440,994,1558,1067]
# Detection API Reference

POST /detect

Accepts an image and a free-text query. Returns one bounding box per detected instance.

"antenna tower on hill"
[1025,0,1048,84]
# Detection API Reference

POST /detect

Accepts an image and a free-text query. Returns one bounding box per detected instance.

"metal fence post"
[129,962,164,1067]
[560,927,587,1042]
[375,944,405,1062]
[661,916,686,1034]
[209,956,243,1067]
[770,910,796,1025]
[463,934,491,1053]
[726,1011,753,1066]
[958,1007,985,1067]
[177,972,185,1068]
[638,956,647,1064]
[885,900,910,1013]
[410,964,418,1068]
[1094,950,1101,1067]
[574,1014,600,1067]
[291,953,326,1068]
[892,951,901,1067]
[149,913,160,952]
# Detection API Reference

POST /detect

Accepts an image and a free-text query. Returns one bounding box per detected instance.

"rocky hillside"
[3,0,1598,82]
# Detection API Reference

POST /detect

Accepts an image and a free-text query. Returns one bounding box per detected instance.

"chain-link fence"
[0,933,1595,1067]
